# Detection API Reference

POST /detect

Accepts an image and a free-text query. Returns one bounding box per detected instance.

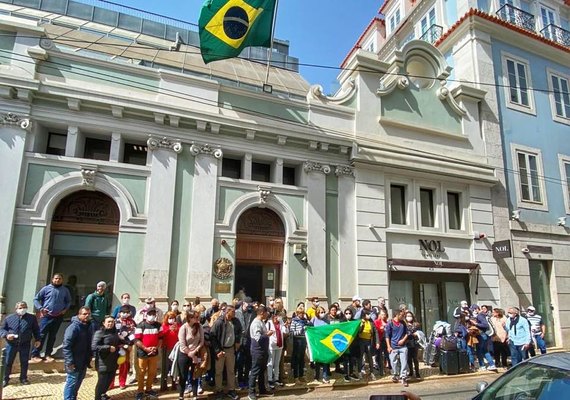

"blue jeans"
[63,367,87,400]
[457,338,475,366]
[4,342,31,382]
[532,334,547,355]
[32,315,63,358]
[476,333,495,367]
[389,347,408,380]
[509,342,528,367]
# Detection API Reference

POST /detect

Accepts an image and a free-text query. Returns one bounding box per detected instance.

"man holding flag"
[199,0,277,64]
[305,319,361,366]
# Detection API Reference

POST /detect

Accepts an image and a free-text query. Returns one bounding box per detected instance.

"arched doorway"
[49,190,119,318]
[235,207,285,303]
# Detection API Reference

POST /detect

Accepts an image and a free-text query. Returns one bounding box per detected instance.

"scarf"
[509,315,519,335]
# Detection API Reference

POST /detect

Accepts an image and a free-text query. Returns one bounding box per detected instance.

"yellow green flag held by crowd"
[305,320,361,364]
[198,0,276,64]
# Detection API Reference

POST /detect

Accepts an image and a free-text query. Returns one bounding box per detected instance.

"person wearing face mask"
[205,298,220,323]
[92,315,122,400]
[306,297,320,320]
[84,281,110,325]
[385,309,409,387]
[0,301,41,387]
[161,311,181,391]
[342,308,359,382]
[469,304,498,371]
[506,307,531,367]
[454,311,476,372]
[112,293,136,320]
[491,308,509,369]
[134,309,163,400]
[265,313,286,389]
[170,300,181,317]
[404,311,421,380]
[115,305,136,389]
[135,298,164,324]
[357,309,380,381]
[309,306,331,383]
[525,305,547,356]
[31,273,71,363]
[235,297,255,389]
[373,309,390,377]
[290,304,309,384]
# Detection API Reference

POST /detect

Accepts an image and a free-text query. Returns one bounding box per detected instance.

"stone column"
[140,137,182,302]
[304,161,329,299]
[0,113,30,311]
[186,144,223,298]
[65,126,84,158]
[109,132,124,162]
[336,165,357,300]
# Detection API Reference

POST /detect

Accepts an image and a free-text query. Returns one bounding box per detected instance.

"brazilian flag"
[198,0,276,64]
[306,320,361,364]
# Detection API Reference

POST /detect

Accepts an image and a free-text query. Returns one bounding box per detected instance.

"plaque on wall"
[215,283,231,294]
[213,257,233,280]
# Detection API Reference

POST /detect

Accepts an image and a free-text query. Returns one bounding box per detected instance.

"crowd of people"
[0,272,550,400]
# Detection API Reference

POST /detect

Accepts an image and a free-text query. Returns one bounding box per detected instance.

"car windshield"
[479,362,570,400]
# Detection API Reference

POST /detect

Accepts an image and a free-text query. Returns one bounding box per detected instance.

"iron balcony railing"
[496,4,535,32]
[419,24,443,45]
[541,24,570,47]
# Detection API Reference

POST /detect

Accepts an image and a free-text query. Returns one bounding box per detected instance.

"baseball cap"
[352,295,362,302]
[145,297,155,304]
[527,306,536,311]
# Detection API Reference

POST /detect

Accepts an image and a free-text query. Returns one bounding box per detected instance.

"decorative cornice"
[303,161,331,175]
[1,112,30,129]
[147,137,183,154]
[189,143,223,159]
[308,78,357,105]
[335,165,355,177]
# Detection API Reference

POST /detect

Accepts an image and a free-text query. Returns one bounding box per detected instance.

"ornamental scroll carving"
[213,257,233,280]
[52,190,120,226]
[257,186,271,204]
[335,165,354,177]
[189,143,223,159]
[303,161,331,175]
[81,167,97,188]
[237,208,285,237]
[147,137,183,153]
[1,112,30,129]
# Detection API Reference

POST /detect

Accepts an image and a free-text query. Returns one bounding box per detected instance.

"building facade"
[346,0,570,346]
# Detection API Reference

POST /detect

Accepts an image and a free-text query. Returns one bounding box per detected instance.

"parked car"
[473,352,570,400]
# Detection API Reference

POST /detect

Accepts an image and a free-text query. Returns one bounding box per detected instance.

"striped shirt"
[134,321,162,357]
[526,314,543,334]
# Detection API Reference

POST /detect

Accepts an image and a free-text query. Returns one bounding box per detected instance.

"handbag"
[440,335,459,351]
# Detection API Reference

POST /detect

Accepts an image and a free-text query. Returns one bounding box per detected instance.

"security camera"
[521,248,530,254]
[300,255,308,263]
[511,210,522,221]
[473,231,487,240]
[558,217,567,227]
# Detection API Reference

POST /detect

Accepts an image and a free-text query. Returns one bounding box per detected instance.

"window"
[420,188,435,227]
[517,151,542,203]
[559,156,570,213]
[387,8,401,34]
[123,143,147,166]
[506,59,529,106]
[550,73,570,121]
[564,162,570,206]
[46,132,66,156]
[540,4,556,39]
[83,137,110,161]
[283,166,296,186]
[390,184,407,225]
[222,157,241,179]
[252,162,270,182]
[420,8,436,35]
[447,192,461,230]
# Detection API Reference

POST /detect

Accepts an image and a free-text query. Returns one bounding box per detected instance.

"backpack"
[485,316,496,337]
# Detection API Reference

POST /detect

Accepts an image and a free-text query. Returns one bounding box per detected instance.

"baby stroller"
[422,321,451,366]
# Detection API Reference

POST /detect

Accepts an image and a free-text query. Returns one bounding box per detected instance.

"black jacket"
[0,313,40,345]
[210,316,243,354]
[91,327,122,372]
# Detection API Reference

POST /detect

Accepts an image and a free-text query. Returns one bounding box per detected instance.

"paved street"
[1,362,501,400]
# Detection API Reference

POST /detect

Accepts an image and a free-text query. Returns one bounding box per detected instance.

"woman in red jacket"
[162,311,181,390]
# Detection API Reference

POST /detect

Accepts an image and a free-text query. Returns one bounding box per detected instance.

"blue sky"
[111,0,382,93]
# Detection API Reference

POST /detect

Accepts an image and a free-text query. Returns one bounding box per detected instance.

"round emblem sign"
[213,257,233,280]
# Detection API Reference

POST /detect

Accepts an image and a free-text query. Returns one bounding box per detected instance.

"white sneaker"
[198,385,204,394]
[487,365,498,371]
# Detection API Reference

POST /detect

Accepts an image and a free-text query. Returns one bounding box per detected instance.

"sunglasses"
[344,312,352,315]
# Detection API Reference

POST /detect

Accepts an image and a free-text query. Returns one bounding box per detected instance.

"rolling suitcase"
[439,349,460,375]
[423,342,437,366]
[458,349,470,373]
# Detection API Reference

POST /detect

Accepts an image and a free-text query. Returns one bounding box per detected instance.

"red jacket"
[161,322,181,351]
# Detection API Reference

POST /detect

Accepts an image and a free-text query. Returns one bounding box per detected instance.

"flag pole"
[264,0,279,87]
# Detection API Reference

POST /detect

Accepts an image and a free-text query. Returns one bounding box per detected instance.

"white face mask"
[527,311,535,316]
[146,315,156,322]
[171,305,178,311]
[122,298,130,305]
[406,316,413,322]
[319,312,326,318]
[168,318,176,324]
[120,312,129,319]
[16,308,27,316]
[465,316,470,321]
[507,313,515,319]
[473,311,479,316]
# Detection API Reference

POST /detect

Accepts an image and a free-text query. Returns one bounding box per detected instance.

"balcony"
[541,24,570,47]
[496,4,535,32]
[419,24,444,45]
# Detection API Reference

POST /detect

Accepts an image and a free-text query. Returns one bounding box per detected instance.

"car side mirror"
[476,381,489,393]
